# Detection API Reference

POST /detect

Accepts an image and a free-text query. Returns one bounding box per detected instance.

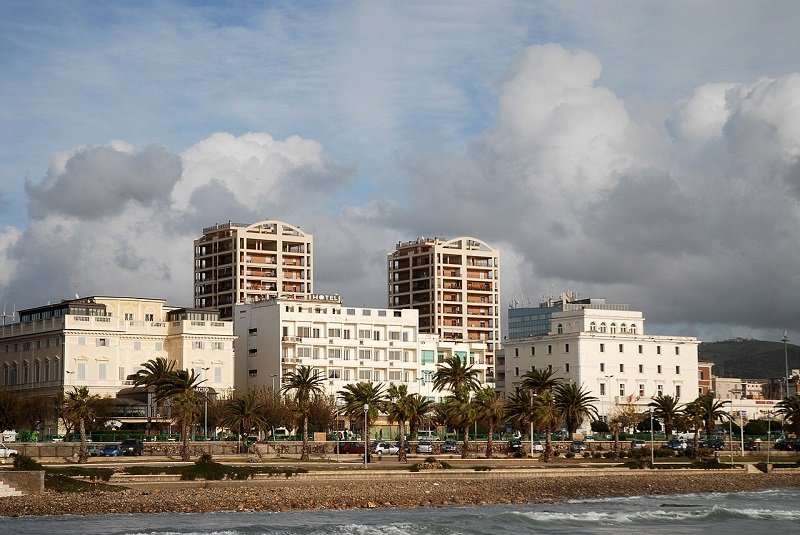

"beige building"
[194,220,313,320]
[388,237,499,387]
[233,295,491,402]
[0,296,235,432]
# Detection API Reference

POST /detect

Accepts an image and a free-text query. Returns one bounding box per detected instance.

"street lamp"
[782,330,790,398]
[363,403,369,468]
[270,373,278,391]
[728,412,734,465]
[767,410,772,465]
[202,367,211,440]
[649,407,654,468]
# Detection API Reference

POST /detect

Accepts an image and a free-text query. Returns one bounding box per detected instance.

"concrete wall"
[0,470,45,494]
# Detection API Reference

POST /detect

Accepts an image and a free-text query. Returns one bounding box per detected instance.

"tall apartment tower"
[194,220,313,320]
[388,236,499,383]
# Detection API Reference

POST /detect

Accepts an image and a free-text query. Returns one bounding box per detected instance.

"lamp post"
[270,374,278,391]
[728,412,734,465]
[363,403,369,468]
[782,330,789,398]
[767,410,772,465]
[739,410,744,455]
[649,407,654,468]
[202,367,210,440]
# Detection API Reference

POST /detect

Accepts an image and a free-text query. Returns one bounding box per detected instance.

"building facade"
[0,296,235,432]
[387,236,499,387]
[503,299,700,428]
[233,296,491,403]
[194,220,313,320]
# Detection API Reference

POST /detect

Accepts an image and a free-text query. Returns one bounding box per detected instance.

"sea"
[1,488,798,535]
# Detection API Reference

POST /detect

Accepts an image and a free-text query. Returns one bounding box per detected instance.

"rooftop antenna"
[1,304,9,326]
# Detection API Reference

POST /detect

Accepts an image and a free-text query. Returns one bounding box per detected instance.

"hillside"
[698,339,800,379]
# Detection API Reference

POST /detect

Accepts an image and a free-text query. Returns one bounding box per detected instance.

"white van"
[1,430,17,443]
[417,430,438,440]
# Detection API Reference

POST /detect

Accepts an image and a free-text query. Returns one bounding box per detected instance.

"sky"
[1,1,799,344]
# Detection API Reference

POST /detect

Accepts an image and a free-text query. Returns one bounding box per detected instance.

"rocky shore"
[1,471,798,517]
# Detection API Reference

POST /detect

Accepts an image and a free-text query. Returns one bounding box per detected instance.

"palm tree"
[404,394,434,440]
[531,390,561,462]
[474,387,505,458]
[775,395,800,435]
[281,366,326,460]
[62,386,100,463]
[608,403,641,458]
[554,382,599,435]
[220,392,265,451]
[521,368,562,395]
[505,387,535,435]
[130,357,176,437]
[338,382,386,458]
[386,384,411,462]
[156,368,206,460]
[433,354,481,400]
[433,354,481,458]
[692,393,730,436]
[682,399,706,456]
[648,394,683,436]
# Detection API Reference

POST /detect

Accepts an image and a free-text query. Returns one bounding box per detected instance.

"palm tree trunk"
[461,424,470,459]
[301,413,310,461]
[78,418,88,463]
[181,422,191,461]
[544,430,553,463]
[485,423,494,459]
[398,419,407,463]
[613,430,620,459]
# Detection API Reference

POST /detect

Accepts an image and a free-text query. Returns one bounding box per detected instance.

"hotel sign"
[308,294,341,303]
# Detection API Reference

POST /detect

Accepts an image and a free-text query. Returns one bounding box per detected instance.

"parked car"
[120,439,143,456]
[441,439,458,453]
[570,440,586,453]
[507,438,523,454]
[87,445,104,457]
[743,440,760,451]
[0,444,18,458]
[701,438,725,451]
[334,441,366,454]
[774,439,798,451]
[371,441,399,455]
[100,444,122,457]
[531,441,544,453]
[416,440,434,454]
[631,439,647,449]
[666,439,687,451]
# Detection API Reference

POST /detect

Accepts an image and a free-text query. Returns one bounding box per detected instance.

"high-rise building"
[387,237,499,386]
[194,220,313,320]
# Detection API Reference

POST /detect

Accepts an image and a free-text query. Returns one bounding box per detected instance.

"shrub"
[409,463,420,472]
[49,466,114,481]
[565,452,575,459]
[472,466,491,472]
[439,461,452,469]
[12,454,43,471]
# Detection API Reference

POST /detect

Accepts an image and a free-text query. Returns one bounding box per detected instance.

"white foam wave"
[511,504,800,524]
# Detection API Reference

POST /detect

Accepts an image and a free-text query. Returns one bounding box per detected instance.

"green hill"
[698,339,800,379]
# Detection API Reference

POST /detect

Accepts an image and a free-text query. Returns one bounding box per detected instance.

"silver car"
[416,440,434,454]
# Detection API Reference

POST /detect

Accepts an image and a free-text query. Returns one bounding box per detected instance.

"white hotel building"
[234,295,491,402]
[503,299,699,426]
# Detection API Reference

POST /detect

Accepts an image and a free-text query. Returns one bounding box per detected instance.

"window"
[312,328,321,338]
[514,367,520,376]
[119,366,126,381]
[214,367,222,383]
[329,369,342,379]
[657,384,663,395]
[297,326,310,337]
[638,345,643,354]
[675,346,680,355]
[547,345,552,355]
[657,364,662,374]
[328,348,342,359]
[98,362,107,381]
[619,364,624,373]
[388,370,402,381]
[656,346,661,355]
[557,323,563,334]
[565,343,570,353]
[638,364,644,373]
[565,363,570,372]
[548,364,552,372]
[675,385,681,398]
[389,331,400,341]
[388,350,401,361]
[600,362,605,372]
[97,338,109,347]
[610,323,616,334]
[34,361,40,382]
[343,329,351,339]
[514,348,519,357]
[77,362,86,380]
[530,346,535,356]
[600,343,605,353]
[402,332,409,342]
[373,331,381,341]
[421,350,434,364]
[358,369,372,380]
[78,337,86,346]
[600,383,606,396]
[675,365,681,375]
[620,323,627,333]
[358,329,371,339]
[125,313,134,321]
[630,324,637,334]
[641,384,647,396]
[212,342,223,350]
[619,383,625,396]
[358,349,372,360]
[600,322,606,333]
[192,341,204,350]
[343,349,351,360]
[297,347,312,358]
[619,344,624,353]
[145,313,154,321]
[590,322,596,332]
[134,341,141,351]
[249,369,258,377]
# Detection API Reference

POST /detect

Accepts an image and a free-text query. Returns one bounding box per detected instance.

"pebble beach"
[1,471,799,517]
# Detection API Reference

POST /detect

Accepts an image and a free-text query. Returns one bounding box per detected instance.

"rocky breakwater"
[0,471,798,517]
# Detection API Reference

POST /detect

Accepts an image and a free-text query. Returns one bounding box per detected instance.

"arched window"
[22,361,29,384]
[630,324,637,334]
[610,323,617,334]
[600,322,607,333]
[589,321,597,332]
[34,360,41,382]
[557,323,563,335]
[620,323,627,333]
